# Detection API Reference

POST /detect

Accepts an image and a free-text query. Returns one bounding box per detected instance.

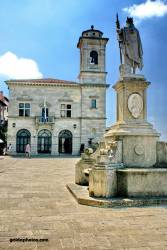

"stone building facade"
[0,91,9,125]
[6,26,109,155]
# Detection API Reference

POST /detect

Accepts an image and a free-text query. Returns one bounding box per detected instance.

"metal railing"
[35,116,55,124]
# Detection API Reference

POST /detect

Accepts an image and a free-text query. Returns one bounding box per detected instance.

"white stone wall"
[80,119,106,147]
[80,85,106,147]
[8,85,81,118]
[7,83,107,155]
[81,86,106,118]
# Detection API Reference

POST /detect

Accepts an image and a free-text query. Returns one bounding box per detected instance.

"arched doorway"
[16,129,31,153]
[38,129,52,154]
[58,130,72,154]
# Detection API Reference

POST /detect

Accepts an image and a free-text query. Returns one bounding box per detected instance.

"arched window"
[38,129,52,154]
[16,129,31,153]
[58,130,72,154]
[90,51,98,64]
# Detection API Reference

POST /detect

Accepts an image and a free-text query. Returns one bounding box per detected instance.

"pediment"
[58,92,73,102]
[16,95,33,101]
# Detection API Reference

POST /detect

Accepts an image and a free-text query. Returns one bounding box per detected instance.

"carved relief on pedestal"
[96,140,123,165]
[128,93,143,118]
[134,144,144,156]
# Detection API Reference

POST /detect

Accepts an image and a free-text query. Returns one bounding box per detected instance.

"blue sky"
[0,0,167,139]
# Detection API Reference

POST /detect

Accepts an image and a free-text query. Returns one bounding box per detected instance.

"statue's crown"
[126,17,133,24]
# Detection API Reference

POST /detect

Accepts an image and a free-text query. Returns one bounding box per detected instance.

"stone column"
[52,136,58,156]
[31,136,37,154]
[89,163,118,198]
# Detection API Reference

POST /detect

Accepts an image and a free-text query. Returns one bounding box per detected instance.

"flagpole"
[44,97,47,123]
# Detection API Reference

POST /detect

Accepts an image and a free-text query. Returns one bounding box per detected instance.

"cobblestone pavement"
[0,157,167,250]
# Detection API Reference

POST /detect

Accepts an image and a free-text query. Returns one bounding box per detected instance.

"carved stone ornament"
[134,144,144,156]
[39,101,51,108]
[128,93,143,118]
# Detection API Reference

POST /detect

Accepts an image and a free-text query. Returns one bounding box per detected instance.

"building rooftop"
[5,78,78,86]
[5,78,109,89]
[0,91,9,106]
[77,25,109,48]
[82,25,103,37]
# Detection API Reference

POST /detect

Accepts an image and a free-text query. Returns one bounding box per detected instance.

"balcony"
[35,116,55,125]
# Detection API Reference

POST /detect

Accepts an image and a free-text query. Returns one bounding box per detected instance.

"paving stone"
[0,156,167,249]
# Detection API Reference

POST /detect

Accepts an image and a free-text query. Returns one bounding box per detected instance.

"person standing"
[25,143,31,158]
[7,144,12,155]
[3,146,6,155]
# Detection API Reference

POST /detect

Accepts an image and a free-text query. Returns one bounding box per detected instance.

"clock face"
[128,93,143,118]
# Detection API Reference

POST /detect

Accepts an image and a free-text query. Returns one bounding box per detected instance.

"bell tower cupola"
[77,25,109,84]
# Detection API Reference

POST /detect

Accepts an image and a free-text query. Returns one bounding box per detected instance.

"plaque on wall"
[128,93,143,118]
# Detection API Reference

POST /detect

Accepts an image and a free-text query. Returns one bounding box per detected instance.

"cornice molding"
[7,82,110,88]
[8,115,106,120]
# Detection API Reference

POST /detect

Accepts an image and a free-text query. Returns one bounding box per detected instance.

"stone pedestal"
[117,168,167,197]
[105,76,160,167]
[89,163,122,198]
[72,75,166,202]
[156,141,167,167]
[75,155,95,186]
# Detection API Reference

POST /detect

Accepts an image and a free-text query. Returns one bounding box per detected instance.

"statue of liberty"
[116,15,143,75]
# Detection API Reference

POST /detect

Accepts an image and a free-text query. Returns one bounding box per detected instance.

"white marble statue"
[116,15,143,74]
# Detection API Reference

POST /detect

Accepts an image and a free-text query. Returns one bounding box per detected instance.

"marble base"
[75,158,94,186]
[89,163,123,198]
[117,168,167,197]
[67,183,167,208]
[105,75,160,168]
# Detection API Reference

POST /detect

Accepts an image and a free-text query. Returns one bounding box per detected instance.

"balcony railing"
[35,116,55,124]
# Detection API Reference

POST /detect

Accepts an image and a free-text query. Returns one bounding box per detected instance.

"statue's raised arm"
[116,16,143,75]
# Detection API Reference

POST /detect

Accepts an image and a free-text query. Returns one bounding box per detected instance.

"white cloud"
[0,51,43,79]
[123,0,167,20]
